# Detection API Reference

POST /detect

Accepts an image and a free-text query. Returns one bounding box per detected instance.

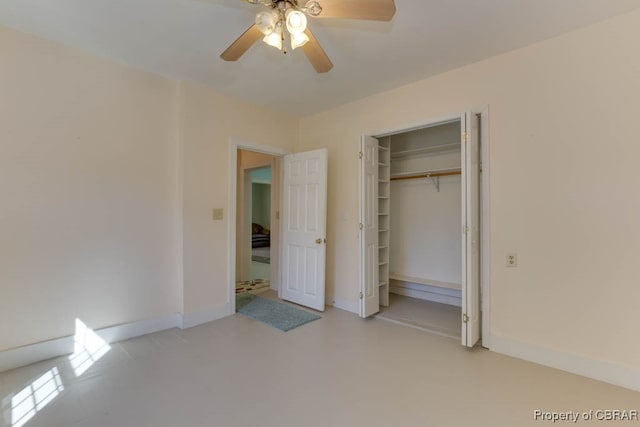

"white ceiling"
[1,0,639,116]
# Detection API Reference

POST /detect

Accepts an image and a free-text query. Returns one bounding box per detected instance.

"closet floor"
[377,294,461,339]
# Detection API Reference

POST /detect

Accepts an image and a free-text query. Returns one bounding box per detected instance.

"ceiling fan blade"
[301,29,333,73]
[220,24,263,61]
[313,0,396,21]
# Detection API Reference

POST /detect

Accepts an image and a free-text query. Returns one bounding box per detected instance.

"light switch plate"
[212,208,223,221]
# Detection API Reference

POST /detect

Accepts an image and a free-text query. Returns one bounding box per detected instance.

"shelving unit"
[390,142,459,159]
[378,137,391,307]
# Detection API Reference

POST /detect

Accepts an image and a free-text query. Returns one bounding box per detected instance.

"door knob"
[316,238,322,244]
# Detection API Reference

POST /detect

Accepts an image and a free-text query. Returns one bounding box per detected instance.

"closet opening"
[359,111,487,348]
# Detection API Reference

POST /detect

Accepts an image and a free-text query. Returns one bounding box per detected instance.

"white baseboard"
[390,282,462,307]
[99,313,182,343]
[331,297,359,314]
[0,313,182,373]
[490,335,640,392]
[180,303,230,329]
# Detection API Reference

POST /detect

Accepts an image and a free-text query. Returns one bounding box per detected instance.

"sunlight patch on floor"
[9,367,64,427]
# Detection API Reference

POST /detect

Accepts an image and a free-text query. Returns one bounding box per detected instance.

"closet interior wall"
[385,121,463,307]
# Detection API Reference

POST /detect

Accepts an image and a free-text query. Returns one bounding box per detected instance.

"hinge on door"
[463,313,469,323]
[462,225,469,234]
[462,132,468,142]
[359,223,363,230]
[359,151,363,159]
[360,292,364,300]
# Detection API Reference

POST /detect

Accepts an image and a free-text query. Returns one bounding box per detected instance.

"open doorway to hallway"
[235,149,280,297]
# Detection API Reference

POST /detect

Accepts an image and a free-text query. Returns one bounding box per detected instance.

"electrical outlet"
[506,253,517,268]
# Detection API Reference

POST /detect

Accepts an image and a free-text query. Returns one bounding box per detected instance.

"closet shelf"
[389,273,461,291]
[378,146,389,151]
[390,142,459,159]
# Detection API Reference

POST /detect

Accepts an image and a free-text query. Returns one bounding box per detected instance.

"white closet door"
[461,112,481,347]
[280,149,328,311]
[359,136,379,317]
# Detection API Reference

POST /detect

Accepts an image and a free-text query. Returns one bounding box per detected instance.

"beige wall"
[0,27,181,351]
[0,26,297,351]
[298,9,640,370]
[178,83,296,316]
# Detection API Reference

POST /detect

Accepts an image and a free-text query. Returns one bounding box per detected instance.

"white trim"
[368,113,462,138]
[331,297,359,314]
[99,313,182,343]
[180,304,230,329]
[228,142,239,315]
[491,335,640,392]
[228,138,291,315]
[0,313,181,373]
[230,138,290,157]
[479,106,492,349]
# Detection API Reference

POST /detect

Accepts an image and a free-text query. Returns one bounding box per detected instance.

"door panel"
[461,112,481,347]
[360,136,380,317]
[280,149,328,311]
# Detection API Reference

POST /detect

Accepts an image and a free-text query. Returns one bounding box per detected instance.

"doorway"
[358,110,490,348]
[249,167,272,282]
[227,139,330,314]
[235,150,280,296]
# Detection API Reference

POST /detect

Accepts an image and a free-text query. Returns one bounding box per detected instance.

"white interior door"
[359,136,379,317]
[461,112,481,347]
[279,149,328,311]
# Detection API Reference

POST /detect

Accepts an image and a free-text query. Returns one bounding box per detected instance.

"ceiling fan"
[220,0,396,73]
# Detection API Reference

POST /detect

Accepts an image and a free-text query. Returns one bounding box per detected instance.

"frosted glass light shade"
[286,10,307,34]
[256,10,279,35]
[290,31,309,50]
[263,26,283,50]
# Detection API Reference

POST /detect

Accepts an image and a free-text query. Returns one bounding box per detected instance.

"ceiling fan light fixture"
[285,9,307,35]
[255,10,279,35]
[290,31,309,50]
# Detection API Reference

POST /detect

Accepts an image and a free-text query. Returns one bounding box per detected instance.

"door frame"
[362,106,492,348]
[227,138,291,314]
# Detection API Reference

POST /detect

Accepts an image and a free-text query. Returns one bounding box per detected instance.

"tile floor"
[1,294,638,427]
[377,294,462,339]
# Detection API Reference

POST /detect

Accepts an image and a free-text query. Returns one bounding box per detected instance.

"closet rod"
[390,169,461,181]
